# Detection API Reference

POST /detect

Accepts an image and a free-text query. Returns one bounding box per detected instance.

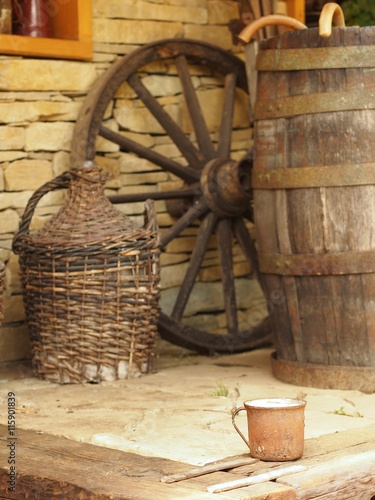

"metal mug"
[232,397,306,461]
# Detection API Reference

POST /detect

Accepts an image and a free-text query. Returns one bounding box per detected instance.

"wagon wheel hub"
[201,157,252,217]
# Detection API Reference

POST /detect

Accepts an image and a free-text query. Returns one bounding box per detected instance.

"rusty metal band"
[252,163,375,189]
[254,89,375,120]
[256,46,375,71]
[258,251,375,276]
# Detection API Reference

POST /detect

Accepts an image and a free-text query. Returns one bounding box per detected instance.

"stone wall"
[0,0,266,363]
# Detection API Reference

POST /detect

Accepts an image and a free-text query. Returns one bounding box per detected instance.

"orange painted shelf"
[0,0,92,60]
[286,0,305,23]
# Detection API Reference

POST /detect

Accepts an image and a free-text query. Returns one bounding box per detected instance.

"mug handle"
[232,406,250,450]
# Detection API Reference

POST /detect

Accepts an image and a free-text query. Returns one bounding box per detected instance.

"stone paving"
[0,344,374,466]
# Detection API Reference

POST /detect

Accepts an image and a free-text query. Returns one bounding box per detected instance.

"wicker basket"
[13,163,161,384]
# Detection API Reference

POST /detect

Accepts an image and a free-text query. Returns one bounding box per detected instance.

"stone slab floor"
[0,344,374,466]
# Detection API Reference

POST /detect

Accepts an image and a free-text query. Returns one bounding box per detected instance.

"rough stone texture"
[93,19,184,44]
[141,75,185,97]
[0,189,64,210]
[208,0,238,24]
[25,123,75,151]
[184,24,233,49]
[114,100,176,134]
[0,60,97,92]
[0,101,81,124]
[0,209,19,233]
[4,254,21,294]
[0,151,26,162]
[0,325,31,363]
[0,347,374,473]
[52,151,72,176]
[93,0,208,23]
[0,126,25,150]
[3,294,25,323]
[4,160,53,191]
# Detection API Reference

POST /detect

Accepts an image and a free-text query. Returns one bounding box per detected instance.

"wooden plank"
[0,34,92,60]
[0,424,294,499]
[207,465,306,493]
[1,424,374,499]
[230,425,375,499]
[244,41,258,117]
[277,451,375,499]
[0,425,230,499]
[184,473,296,499]
[161,457,258,483]
[275,190,305,362]
[234,424,375,473]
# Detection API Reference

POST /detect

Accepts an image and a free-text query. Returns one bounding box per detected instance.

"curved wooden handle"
[238,14,307,43]
[319,2,346,38]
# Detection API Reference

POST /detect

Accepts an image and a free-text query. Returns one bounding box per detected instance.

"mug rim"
[243,397,306,409]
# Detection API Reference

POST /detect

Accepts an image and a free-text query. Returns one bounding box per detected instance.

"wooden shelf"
[0,0,92,60]
[286,0,306,23]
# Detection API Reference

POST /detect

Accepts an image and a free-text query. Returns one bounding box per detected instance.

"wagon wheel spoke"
[233,216,262,285]
[171,211,218,321]
[176,54,215,160]
[99,125,199,184]
[217,72,237,157]
[108,184,200,205]
[217,218,238,334]
[127,73,204,169]
[161,197,208,247]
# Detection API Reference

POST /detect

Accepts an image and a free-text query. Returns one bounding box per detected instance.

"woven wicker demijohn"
[13,162,161,384]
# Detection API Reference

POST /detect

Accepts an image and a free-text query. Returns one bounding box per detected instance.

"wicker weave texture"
[13,166,161,384]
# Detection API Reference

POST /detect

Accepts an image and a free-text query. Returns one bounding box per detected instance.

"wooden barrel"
[252,26,375,392]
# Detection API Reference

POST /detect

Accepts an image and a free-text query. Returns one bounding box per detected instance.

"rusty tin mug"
[232,398,306,461]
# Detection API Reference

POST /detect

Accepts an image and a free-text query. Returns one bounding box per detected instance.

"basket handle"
[12,171,73,254]
[319,2,345,38]
[143,199,159,233]
[238,14,307,44]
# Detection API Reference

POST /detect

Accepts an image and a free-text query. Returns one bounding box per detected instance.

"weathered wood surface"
[253,26,375,380]
[1,424,374,499]
[231,424,375,499]
[0,424,292,499]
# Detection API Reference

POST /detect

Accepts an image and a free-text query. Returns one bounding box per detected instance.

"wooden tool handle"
[238,14,307,43]
[207,464,307,493]
[160,457,258,483]
[319,2,346,38]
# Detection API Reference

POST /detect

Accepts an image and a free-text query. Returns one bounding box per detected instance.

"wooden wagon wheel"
[71,38,271,354]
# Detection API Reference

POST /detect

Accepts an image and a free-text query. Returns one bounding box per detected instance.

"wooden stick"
[238,15,307,44]
[244,40,258,117]
[319,2,345,38]
[160,457,259,484]
[207,464,307,493]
